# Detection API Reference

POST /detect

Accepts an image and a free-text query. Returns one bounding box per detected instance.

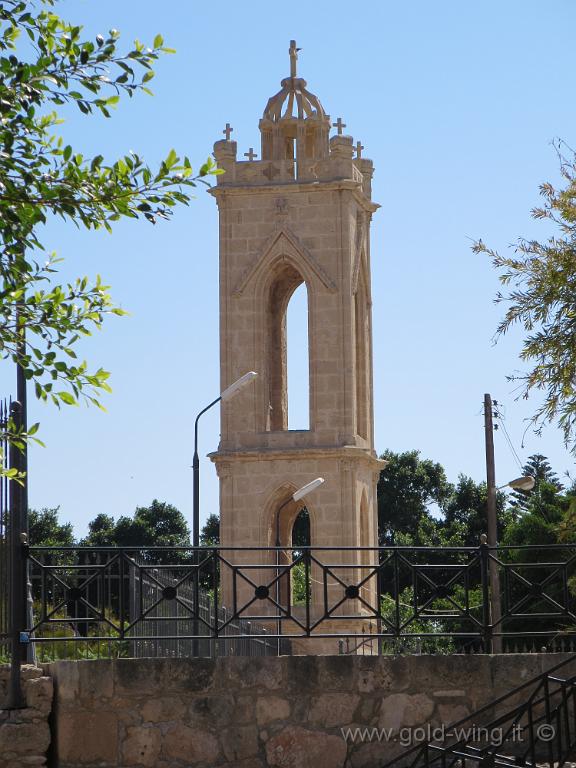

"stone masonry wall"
[0,664,53,768]
[44,653,573,768]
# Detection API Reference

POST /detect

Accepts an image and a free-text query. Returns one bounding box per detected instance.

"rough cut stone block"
[0,719,50,755]
[56,709,117,764]
[266,725,347,768]
[379,693,434,731]
[221,724,259,762]
[122,725,162,767]
[163,722,220,764]
[43,660,79,703]
[189,693,236,727]
[308,692,360,727]
[115,657,215,695]
[20,666,42,682]
[219,657,284,691]
[256,695,291,725]
[25,677,53,716]
[142,695,186,722]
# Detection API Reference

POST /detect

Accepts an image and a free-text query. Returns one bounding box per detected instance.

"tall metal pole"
[193,419,200,551]
[484,393,502,654]
[192,416,201,658]
[15,278,28,528]
[193,397,221,549]
[15,303,35,665]
[192,397,220,657]
[8,401,24,708]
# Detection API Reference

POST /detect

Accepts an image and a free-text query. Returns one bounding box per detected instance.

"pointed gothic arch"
[261,483,318,606]
[261,482,319,548]
[253,255,313,432]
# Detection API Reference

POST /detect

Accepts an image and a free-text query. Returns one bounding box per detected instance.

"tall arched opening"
[266,262,311,431]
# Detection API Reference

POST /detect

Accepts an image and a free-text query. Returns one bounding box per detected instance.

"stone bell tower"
[210,42,384,621]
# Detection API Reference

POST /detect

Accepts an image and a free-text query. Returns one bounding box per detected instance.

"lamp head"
[220,371,257,402]
[507,475,536,492]
[292,477,325,502]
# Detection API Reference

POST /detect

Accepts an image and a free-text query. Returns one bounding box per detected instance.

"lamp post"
[193,371,257,549]
[274,477,325,655]
[484,392,535,653]
[192,371,257,654]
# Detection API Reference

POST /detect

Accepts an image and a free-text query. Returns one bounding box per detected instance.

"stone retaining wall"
[44,653,574,768]
[0,664,53,768]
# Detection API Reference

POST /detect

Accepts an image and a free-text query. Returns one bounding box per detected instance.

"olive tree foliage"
[474,142,576,451]
[0,1,219,476]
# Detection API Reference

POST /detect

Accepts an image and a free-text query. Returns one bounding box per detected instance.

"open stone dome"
[263,76,327,122]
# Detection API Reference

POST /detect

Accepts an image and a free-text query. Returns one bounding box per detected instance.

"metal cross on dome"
[333,117,346,135]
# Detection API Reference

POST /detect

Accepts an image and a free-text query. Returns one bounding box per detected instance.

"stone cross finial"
[333,117,347,135]
[244,148,258,161]
[289,40,300,78]
[355,141,364,159]
[223,123,233,141]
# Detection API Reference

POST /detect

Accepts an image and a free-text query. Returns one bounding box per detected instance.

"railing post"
[480,534,493,654]
[393,549,400,641]
[304,547,311,638]
[192,545,200,658]
[8,401,26,708]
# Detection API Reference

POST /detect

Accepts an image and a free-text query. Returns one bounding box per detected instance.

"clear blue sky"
[3,0,575,537]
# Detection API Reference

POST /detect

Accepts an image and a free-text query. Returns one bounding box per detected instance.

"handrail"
[26,543,576,551]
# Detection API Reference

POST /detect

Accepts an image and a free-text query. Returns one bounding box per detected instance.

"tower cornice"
[210,445,387,472]
[209,180,380,215]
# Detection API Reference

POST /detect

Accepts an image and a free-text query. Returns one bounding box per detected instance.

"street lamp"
[192,371,257,548]
[191,371,256,656]
[274,477,325,655]
[484,395,540,653]
[485,474,535,655]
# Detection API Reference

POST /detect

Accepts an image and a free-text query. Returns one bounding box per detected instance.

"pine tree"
[511,454,562,513]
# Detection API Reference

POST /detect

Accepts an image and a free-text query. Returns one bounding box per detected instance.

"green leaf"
[57,392,77,406]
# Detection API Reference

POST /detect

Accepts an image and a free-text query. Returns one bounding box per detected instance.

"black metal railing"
[18,542,576,659]
[128,561,287,658]
[382,654,576,768]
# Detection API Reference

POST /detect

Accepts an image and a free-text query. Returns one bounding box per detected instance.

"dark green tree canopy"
[503,481,569,551]
[443,475,512,547]
[81,512,116,546]
[377,449,452,544]
[79,501,190,549]
[28,506,74,546]
[200,513,220,547]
